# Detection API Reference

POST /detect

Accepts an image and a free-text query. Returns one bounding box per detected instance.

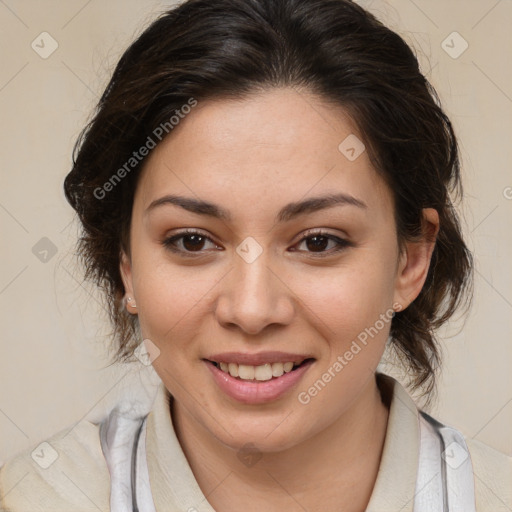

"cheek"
[132,253,219,351]
[290,258,395,414]
[131,225,398,353]
[292,252,397,340]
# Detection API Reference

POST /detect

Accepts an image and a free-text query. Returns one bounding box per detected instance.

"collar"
[365,373,420,511]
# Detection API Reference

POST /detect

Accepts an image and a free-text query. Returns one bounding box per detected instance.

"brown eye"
[180,233,207,251]
[162,230,220,256]
[303,235,331,252]
[292,231,352,257]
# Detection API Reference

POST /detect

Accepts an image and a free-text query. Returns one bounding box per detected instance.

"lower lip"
[205,359,314,404]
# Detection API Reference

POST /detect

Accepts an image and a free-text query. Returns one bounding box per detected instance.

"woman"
[1,0,510,510]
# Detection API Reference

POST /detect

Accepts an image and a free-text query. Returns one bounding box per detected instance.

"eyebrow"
[145,192,367,223]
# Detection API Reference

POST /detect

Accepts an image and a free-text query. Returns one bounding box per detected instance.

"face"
[121,87,437,453]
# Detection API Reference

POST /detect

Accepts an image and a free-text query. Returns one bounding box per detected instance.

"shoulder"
[465,437,512,510]
[0,419,110,512]
[378,374,511,510]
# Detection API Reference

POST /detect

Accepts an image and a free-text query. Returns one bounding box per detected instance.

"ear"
[120,250,137,315]
[393,208,440,310]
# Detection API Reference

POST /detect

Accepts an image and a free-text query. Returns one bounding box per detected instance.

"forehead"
[135,87,392,223]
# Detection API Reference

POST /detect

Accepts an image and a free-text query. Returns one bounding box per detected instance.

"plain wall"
[1,0,511,464]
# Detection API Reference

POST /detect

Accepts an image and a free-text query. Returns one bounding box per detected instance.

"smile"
[211,360,308,381]
[204,357,315,404]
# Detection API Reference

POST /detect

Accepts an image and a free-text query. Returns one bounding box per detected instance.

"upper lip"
[205,351,314,366]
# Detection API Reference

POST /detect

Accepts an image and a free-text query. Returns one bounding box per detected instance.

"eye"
[162,229,221,257]
[162,228,352,258]
[291,230,352,257]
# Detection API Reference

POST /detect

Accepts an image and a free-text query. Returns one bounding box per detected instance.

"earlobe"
[393,208,439,310]
[120,251,137,314]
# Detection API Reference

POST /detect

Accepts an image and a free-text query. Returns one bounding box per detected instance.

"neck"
[172,373,390,512]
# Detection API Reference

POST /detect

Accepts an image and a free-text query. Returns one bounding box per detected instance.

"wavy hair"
[64,0,474,398]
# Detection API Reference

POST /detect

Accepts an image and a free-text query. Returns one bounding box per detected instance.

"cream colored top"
[1,374,510,511]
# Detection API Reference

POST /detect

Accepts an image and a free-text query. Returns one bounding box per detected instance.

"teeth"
[215,360,303,381]
[228,363,239,377]
[283,362,294,372]
[255,364,273,381]
[272,362,284,377]
[238,364,254,380]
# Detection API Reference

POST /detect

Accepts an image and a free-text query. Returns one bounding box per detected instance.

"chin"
[205,408,314,454]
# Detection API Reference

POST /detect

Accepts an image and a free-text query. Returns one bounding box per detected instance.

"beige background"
[1,0,511,464]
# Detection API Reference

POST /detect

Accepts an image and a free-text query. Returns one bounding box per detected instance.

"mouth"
[203,355,315,404]
[205,358,314,382]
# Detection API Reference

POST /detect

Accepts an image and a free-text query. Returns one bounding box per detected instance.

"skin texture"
[120,87,439,512]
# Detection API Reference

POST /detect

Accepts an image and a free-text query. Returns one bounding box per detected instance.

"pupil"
[183,234,204,251]
[307,236,328,252]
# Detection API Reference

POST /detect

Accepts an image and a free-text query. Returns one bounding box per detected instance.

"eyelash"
[161,228,352,258]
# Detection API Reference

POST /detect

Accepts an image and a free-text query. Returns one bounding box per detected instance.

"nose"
[215,251,295,335]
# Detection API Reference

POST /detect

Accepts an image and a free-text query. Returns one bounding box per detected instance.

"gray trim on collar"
[414,411,476,511]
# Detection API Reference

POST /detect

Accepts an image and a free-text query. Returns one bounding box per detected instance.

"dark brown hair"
[63,0,473,397]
